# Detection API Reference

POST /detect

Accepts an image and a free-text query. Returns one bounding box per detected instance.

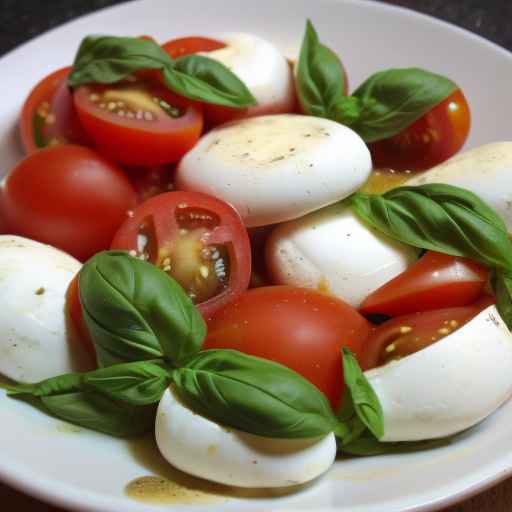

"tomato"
[361,305,485,370]
[20,67,89,153]
[204,286,371,409]
[369,89,471,171]
[73,79,203,166]
[162,36,226,58]
[248,225,273,288]
[2,145,137,261]
[359,251,488,317]
[67,274,96,360]
[110,191,251,317]
[125,165,175,203]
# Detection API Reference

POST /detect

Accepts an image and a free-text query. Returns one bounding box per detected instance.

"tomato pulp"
[111,191,251,318]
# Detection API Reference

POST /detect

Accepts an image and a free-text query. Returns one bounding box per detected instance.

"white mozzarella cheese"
[0,236,93,383]
[265,203,418,306]
[175,114,372,227]
[366,306,512,442]
[155,387,336,488]
[407,142,512,229]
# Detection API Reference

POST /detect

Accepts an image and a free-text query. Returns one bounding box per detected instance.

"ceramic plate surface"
[1,0,511,511]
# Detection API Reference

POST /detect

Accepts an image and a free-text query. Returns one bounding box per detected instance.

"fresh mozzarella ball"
[265,203,418,307]
[203,33,295,118]
[175,115,372,227]
[155,387,336,488]
[407,142,512,229]
[0,236,93,383]
[366,306,512,442]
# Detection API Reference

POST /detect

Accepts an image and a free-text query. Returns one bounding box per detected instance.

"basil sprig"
[79,251,206,368]
[295,21,457,142]
[352,183,512,327]
[68,35,256,108]
[172,349,344,439]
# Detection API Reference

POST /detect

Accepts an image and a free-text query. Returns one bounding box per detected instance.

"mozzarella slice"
[0,235,93,383]
[407,142,512,229]
[265,203,417,306]
[155,387,336,488]
[366,306,512,442]
[203,33,295,118]
[175,114,372,227]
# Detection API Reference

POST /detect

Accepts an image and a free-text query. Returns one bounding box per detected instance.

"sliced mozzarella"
[203,33,295,118]
[155,387,336,488]
[0,236,93,383]
[176,115,372,227]
[366,306,512,442]
[265,203,417,306]
[407,142,512,229]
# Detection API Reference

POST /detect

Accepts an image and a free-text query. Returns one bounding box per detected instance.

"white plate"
[1,0,512,511]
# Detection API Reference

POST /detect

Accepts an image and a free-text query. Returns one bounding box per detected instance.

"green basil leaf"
[79,251,206,367]
[163,55,256,108]
[84,360,171,405]
[350,68,457,142]
[41,392,156,437]
[8,373,82,397]
[352,184,512,271]
[68,35,173,87]
[341,348,384,439]
[172,349,338,438]
[491,270,512,329]
[336,387,368,445]
[295,20,349,118]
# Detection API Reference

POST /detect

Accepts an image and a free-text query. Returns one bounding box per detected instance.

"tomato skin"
[73,81,203,166]
[361,305,485,370]
[359,251,488,317]
[204,286,371,409]
[111,191,251,318]
[369,89,471,171]
[2,145,137,261]
[20,67,89,153]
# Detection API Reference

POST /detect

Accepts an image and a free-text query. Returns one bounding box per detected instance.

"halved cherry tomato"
[110,191,251,318]
[2,145,137,261]
[124,165,175,203]
[73,79,203,166]
[204,286,371,409]
[20,67,89,153]
[361,304,486,370]
[369,89,471,171]
[359,251,488,317]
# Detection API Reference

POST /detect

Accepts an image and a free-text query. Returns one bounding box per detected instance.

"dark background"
[0,0,511,57]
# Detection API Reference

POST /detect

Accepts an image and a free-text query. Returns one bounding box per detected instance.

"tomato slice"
[162,36,226,58]
[110,191,251,317]
[73,79,203,166]
[369,89,471,171]
[359,251,488,317]
[204,286,371,409]
[20,67,89,153]
[124,165,175,204]
[2,145,137,261]
[361,304,486,370]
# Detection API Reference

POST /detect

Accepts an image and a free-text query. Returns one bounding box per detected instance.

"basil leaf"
[41,392,155,437]
[352,184,512,271]
[336,387,368,445]
[79,251,206,367]
[164,55,256,108]
[8,373,82,397]
[491,270,512,329]
[341,348,384,439]
[69,36,172,87]
[84,360,171,405]
[296,20,349,118]
[350,68,457,142]
[172,349,338,438]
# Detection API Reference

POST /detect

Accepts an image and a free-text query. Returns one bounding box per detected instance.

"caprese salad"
[1,20,512,492]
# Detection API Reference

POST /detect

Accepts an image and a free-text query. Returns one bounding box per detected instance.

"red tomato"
[162,36,226,58]
[20,67,89,153]
[111,191,251,318]
[369,89,471,171]
[204,286,371,409]
[73,79,203,166]
[360,251,488,317]
[124,165,175,203]
[361,305,485,370]
[2,145,137,261]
